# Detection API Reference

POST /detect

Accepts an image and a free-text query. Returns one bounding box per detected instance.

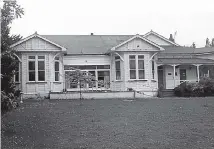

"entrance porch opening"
[158,64,213,89]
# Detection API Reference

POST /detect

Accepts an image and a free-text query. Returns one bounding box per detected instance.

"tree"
[206,38,210,47]
[1,1,24,113]
[192,42,196,48]
[65,69,96,99]
[169,34,174,42]
[211,38,214,47]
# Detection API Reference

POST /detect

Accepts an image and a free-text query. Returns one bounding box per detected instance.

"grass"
[2,97,214,149]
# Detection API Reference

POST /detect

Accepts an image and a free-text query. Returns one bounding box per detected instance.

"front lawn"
[2,97,214,149]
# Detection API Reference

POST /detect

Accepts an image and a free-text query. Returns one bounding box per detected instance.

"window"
[115,56,121,80]
[55,57,60,81]
[138,55,145,79]
[28,56,45,81]
[152,57,155,79]
[28,56,36,81]
[38,56,45,81]
[129,55,136,79]
[129,55,145,80]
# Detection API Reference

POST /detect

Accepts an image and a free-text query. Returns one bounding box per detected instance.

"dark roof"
[42,35,214,55]
[160,46,196,54]
[194,47,214,53]
[160,46,214,55]
[42,35,133,54]
[157,58,214,64]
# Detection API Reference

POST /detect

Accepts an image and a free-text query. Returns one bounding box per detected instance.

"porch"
[157,58,214,89]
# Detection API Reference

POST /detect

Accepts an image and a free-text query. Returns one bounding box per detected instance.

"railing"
[174,80,198,87]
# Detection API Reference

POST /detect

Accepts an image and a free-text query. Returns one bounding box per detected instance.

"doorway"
[180,69,186,83]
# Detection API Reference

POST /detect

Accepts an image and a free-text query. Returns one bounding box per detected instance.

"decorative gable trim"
[111,34,165,51]
[143,30,180,46]
[10,32,67,52]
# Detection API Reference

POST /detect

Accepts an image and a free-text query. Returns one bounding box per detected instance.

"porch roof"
[157,58,214,65]
[160,46,214,54]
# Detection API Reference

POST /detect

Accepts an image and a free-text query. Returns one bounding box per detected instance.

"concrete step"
[161,89,175,97]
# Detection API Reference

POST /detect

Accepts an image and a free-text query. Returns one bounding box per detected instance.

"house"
[10,30,214,98]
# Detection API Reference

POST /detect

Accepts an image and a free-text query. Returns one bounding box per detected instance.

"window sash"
[115,60,121,80]
[28,56,45,82]
[152,60,155,79]
[38,71,45,81]
[129,54,145,79]
[55,61,60,81]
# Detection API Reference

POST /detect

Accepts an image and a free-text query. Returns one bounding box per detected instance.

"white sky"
[8,0,214,47]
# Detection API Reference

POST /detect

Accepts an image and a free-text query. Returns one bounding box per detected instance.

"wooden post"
[197,65,200,82]
[173,65,176,88]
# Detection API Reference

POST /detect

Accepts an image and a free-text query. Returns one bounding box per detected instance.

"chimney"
[90,33,94,35]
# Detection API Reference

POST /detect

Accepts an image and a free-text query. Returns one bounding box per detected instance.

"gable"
[145,34,173,46]
[14,37,61,51]
[115,36,162,52]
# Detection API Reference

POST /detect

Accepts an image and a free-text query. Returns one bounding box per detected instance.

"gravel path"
[2,97,214,149]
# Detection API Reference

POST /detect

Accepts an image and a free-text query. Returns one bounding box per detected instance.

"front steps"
[161,89,175,97]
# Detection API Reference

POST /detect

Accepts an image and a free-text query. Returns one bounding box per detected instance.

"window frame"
[129,54,145,80]
[38,56,45,82]
[115,56,121,81]
[151,57,155,80]
[54,57,60,82]
[28,55,46,82]
[129,55,137,79]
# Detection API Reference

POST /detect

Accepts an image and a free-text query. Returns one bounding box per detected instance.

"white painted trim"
[114,52,124,61]
[111,34,165,51]
[143,30,180,46]
[13,53,22,62]
[148,52,158,62]
[27,55,46,82]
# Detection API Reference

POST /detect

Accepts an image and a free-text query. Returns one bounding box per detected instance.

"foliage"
[211,38,214,47]
[174,77,214,97]
[1,1,24,113]
[65,70,97,99]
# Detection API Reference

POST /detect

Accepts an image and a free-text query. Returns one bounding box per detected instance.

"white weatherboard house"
[10,31,214,99]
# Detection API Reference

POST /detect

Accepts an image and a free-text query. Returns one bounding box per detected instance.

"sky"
[6,0,214,47]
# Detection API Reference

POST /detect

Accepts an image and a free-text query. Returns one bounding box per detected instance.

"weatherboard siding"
[63,55,111,65]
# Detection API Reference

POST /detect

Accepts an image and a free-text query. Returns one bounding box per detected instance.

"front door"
[180,69,186,83]
[158,66,164,88]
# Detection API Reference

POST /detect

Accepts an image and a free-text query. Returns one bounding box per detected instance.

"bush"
[1,91,19,114]
[174,77,214,97]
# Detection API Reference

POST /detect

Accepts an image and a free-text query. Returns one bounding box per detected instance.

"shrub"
[174,77,214,97]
